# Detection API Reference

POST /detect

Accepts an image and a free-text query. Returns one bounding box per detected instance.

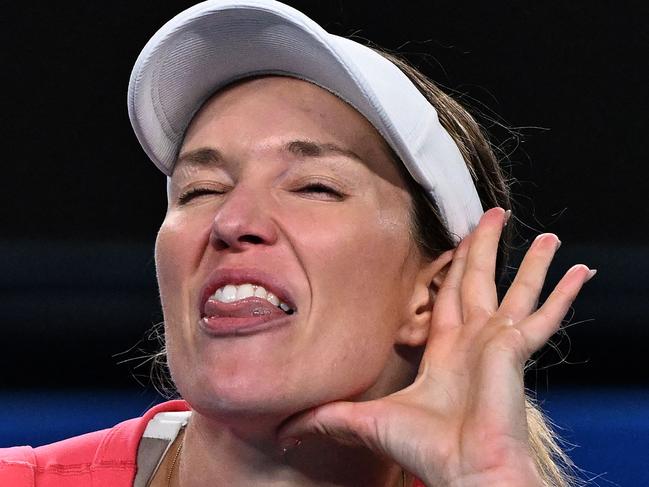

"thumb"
[277,400,380,453]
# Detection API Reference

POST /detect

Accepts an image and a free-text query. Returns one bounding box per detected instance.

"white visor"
[127,0,484,239]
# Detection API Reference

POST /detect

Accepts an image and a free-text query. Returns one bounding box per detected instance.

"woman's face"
[156,76,430,418]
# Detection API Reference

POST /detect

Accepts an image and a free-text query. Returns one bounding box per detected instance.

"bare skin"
[278,210,593,486]
[153,76,593,486]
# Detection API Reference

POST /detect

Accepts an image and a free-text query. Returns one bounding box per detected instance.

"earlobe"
[395,249,454,347]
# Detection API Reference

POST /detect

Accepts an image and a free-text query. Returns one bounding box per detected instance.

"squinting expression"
[155,76,428,419]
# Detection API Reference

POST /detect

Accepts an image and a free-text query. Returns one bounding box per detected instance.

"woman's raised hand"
[277,208,594,486]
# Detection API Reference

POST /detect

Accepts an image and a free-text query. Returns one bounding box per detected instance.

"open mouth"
[206,283,295,315]
[199,276,297,336]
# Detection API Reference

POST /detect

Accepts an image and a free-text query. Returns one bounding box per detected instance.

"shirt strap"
[133,411,191,487]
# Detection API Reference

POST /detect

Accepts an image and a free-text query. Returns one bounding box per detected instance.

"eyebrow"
[176,147,222,167]
[284,140,364,164]
[176,140,364,168]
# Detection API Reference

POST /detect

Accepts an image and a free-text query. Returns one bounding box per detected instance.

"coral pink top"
[0,400,188,487]
[0,399,424,486]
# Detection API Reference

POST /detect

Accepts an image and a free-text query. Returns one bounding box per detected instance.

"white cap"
[127,0,483,239]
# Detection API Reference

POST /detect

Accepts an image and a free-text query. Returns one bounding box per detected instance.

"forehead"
[186,75,376,137]
[178,76,403,184]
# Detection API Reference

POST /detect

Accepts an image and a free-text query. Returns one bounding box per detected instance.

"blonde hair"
[377,48,581,487]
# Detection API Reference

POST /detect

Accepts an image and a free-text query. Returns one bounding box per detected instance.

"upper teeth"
[211,283,293,312]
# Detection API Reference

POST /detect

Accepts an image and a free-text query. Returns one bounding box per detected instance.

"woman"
[0,1,594,486]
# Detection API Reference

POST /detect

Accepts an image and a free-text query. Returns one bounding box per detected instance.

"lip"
[198,267,298,319]
[199,312,293,337]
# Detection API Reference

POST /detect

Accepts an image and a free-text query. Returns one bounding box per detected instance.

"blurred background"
[2,0,647,484]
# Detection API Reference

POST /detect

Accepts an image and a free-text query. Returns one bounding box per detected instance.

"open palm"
[278,208,594,486]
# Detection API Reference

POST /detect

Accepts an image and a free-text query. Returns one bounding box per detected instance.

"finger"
[277,401,380,453]
[497,233,561,322]
[472,326,529,444]
[516,264,596,354]
[430,236,470,330]
[460,208,507,320]
[278,400,444,484]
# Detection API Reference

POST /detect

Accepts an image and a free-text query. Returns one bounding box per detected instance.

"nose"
[209,184,278,251]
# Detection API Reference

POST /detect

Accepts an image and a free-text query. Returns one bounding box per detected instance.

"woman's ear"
[395,249,455,347]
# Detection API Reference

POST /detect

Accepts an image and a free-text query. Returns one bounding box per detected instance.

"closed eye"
[178,186,225,204]
[297,183,344,200]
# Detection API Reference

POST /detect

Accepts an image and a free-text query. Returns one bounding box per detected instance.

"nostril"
[239,234,265,245]
[212,237,230,251]
[209,232,268,251]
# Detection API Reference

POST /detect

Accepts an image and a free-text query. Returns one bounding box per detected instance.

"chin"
[180,381,292,419]
[168,349,303,418]
[165,319,402,419]
[182,368,390,427]
[169,357,371,424]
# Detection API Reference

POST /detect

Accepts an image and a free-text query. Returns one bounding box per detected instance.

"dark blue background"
[2,389,647,485]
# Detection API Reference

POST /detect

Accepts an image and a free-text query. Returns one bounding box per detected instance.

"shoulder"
[0,400,189,487]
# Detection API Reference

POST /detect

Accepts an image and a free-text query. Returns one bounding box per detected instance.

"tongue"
[203,298,286,319]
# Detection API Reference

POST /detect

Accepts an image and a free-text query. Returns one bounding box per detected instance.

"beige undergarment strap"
[133,411,191,487]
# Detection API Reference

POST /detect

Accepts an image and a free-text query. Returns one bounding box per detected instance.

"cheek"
[305,208,411,296]
[155,212,210,321]
[287,204,414,354]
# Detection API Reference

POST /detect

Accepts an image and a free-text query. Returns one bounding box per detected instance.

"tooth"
[237,283,255,300]
[221,284,237,303]
[211,283,288,307]
[266,292,280,306]
[253,286,268,298]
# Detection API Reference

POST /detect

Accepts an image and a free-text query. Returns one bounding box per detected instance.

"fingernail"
[503,209,512,227]
[533,233,561,250]
[585,268,597,282]
[279,438,301,455]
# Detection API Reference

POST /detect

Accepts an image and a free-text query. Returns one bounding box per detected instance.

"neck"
[177,410,403,486]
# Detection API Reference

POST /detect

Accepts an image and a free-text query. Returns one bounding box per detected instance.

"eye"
[296,182,344,201]
[177,186,225,204]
